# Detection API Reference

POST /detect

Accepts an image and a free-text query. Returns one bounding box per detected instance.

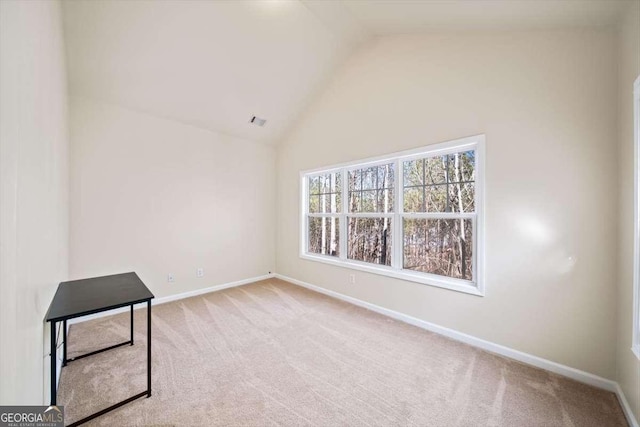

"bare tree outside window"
[403,218,473,280]
[302,137,483,294]
[402,151,475,280]
[307,172,340,256]
[347,163,394,265]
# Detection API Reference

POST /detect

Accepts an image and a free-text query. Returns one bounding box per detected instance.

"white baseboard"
[617,383,640,427]
[56,271,638,427]
[274,273,638,427]
[68,273,274,325]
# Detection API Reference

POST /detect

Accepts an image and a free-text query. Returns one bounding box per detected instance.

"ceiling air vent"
[250,116,266,127]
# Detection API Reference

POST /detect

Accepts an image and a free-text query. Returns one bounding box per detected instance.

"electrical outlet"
[196,268,204,278]
[167,274,175,283]
[349,274,356,284]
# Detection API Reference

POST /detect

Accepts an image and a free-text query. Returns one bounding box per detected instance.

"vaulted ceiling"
[62,0,629,145]
[343,0,628,33]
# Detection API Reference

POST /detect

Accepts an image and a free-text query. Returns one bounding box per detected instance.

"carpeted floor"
[58,278,628,426]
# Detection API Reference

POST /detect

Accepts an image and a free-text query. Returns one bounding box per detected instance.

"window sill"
[300,252,484,297]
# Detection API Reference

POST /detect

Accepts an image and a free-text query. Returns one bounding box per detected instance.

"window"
[347,163,394,265]
[307,172,341,257]
[633,76,640,359]
[300,135,485,295]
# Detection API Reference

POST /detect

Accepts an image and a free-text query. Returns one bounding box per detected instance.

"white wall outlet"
[349,274,356,284]
[196,268,204,278]
[168,274,175,283]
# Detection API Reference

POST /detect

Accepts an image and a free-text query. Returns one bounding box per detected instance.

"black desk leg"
[63,320,67,367]
[147,300,151,397]
[130,304,134,345]
[50,321,57,405]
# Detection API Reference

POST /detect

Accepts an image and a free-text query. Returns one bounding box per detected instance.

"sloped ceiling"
[62,0,366,145]
[343,0,629,34]
[62,0,627,146]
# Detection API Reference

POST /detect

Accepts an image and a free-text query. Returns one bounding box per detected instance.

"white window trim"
[632,76,640,360]
[299,134,486,297]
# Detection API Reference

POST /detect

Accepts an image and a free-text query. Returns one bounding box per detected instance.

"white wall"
[69,97,275,298]
[617,0,640,420]
[0,0,69,404]
[276,29,619,379]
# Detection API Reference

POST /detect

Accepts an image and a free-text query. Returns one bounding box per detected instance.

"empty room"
[1,0,639,425]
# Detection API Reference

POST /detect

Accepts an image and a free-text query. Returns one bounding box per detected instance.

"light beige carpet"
[58,278,628,426]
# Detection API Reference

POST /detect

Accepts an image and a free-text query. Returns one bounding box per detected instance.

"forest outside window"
[307,172,341,256]
[347,163,394,265]
[301,135,485,296]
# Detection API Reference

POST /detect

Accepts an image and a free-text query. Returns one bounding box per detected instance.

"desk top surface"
[45,272,154,322]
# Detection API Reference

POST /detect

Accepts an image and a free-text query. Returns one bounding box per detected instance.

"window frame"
[633,76,640,359]
[299,135,485,296]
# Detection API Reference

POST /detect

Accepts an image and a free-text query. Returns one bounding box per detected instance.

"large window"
[300,135,485,295]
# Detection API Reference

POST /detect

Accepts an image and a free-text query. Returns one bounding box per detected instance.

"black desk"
[45,272,154,426]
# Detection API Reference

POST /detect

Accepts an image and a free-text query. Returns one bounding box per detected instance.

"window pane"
[309,195,320,213]
[361,190,376,212]
[319,174,330,193]
[404,159,424,187]
[348,217,392,266]
[308,172,341,213]
[309,176,320,195]
[378,164,395,189]
[362,167,377,190]
[349,163,395,213]
[403,218,473,280]
[308,216,340,257]
[376,189,394,213]
[425,156,447,185]
[403,150,476,213]
[348,170,361,192]
[348,191,359,213]
[446,151,475,183]
[404,187,423,212]
[318,193,341,213]
[425,184,448,212]
[448,182,475,213]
